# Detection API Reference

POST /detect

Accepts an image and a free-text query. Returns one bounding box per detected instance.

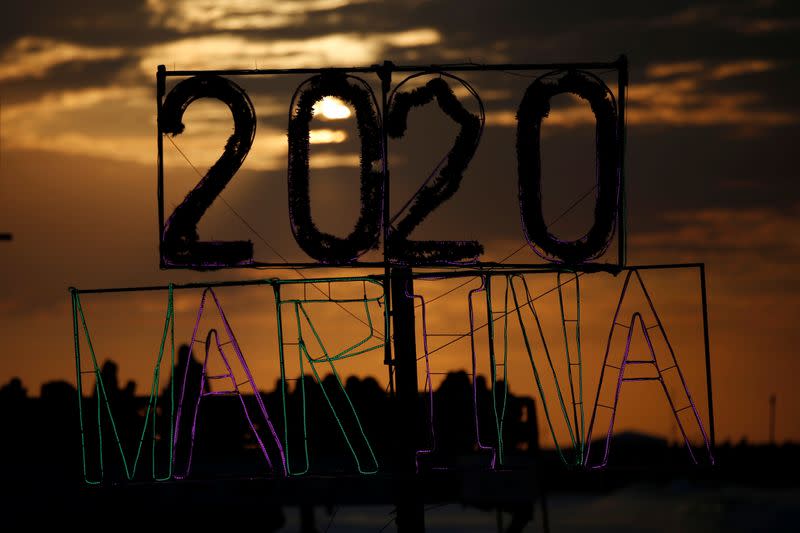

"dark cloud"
[0,0,163,48]
[0,56,137,105]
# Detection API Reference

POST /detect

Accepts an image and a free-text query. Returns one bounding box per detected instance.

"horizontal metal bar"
[278,297,383,305]
[70,276,383,295]
[626,262,705,271]
[622,377,661,382]
[413,262,624,276]
[160,59,624,78]
[71,279,271,294]
[159,261,628,273]
[70,262,705,294]
[165,260,636,272]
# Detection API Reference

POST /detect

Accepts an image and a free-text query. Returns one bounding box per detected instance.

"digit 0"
[516,70,620,264]
[288,73,383,263]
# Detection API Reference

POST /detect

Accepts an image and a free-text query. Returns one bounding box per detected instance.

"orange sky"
[1,0,799,447]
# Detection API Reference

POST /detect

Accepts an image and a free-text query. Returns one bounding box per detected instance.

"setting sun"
[313,96,352,119]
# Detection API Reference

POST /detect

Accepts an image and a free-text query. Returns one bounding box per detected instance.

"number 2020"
[159,70,620,269]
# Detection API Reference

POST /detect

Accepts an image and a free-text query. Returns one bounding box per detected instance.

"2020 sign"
[157,62,624,269]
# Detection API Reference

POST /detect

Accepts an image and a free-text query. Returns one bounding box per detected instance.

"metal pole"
[699,264,716,450]
[391,267,425,531]
[379,61,395,397]
[617,54,628,268]
[157,65,166,268]
[161,59,625,78]
[769,394,776,444]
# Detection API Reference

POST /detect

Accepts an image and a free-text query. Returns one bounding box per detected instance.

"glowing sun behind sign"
[313,96,352,120]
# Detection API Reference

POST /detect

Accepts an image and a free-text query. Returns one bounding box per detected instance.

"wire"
[323,506,339,532]
[165,96,600,341]
[418,272,583,361]
[378,508,398,532]
[164,135,383,335]
[386,71,485,228]
[420,181,598,309]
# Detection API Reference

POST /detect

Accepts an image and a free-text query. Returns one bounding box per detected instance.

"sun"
[313,96,352,120]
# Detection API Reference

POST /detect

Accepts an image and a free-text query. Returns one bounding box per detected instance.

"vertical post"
[392,268,425,531]
[71,288,89,483]
[156,65,166,268]
[484,275,504,465]
[379,61,395,397]
[273,282,293,474]
[769,394,776,444]
[617,54,628,268]
[699,264,715,450]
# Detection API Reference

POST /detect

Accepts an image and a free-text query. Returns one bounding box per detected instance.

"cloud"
[650,3,800,35]
[627,59,794,127]
[631,205,800,263]
[0,37,124,82]
[708,59,777,80]
[651,5,724,28]
[0,83,363,170]
[627,89,793,128]
[485,59,794,130]
[645,61,705,79]
[734,17,800,34]
[0,86,154,163]
[146,0,375,32]
[139,29,441,72]
[309,129,348,144]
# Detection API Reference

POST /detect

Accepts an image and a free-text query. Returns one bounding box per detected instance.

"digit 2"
[386,76,484,264]
[160,75,256,268]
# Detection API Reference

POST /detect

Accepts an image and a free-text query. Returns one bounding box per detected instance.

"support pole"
[379,60,395,397]
[391,267,425,531]
[156,65,166,268]
[699,264,716,450]
[617,54,628,268]
[769,394,776,445]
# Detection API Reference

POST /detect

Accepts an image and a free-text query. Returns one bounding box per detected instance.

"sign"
[156,60,627,270]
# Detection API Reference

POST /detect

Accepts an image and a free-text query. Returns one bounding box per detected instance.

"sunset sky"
[0,0,798,449]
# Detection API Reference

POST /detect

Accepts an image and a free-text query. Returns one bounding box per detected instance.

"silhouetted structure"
[1,348,796,526]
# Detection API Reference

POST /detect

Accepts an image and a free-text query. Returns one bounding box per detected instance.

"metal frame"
[70,261,715,453]
[155,57,628,270]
